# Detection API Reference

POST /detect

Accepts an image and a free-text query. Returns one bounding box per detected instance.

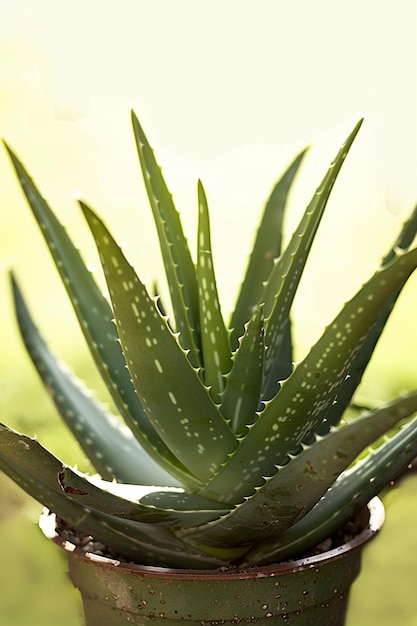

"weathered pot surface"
[40,497,384,626]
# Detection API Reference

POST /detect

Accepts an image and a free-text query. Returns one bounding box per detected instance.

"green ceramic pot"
[40,498,384,626]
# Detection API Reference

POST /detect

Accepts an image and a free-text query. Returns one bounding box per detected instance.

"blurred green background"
[1,1,416,624]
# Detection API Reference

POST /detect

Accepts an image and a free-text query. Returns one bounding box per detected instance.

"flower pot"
[40,498,384,626]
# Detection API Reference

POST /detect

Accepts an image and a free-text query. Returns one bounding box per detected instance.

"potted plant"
[1,113,416,625]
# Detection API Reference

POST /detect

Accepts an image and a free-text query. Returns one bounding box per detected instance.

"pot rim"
[40,496,384,580]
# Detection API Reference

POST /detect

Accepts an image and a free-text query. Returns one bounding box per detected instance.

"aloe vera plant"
[1,114,417,569]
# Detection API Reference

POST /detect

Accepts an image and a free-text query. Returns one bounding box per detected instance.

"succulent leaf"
[58,467,231,528]
[318,202,417,435]
[221,306,265,434]
[196,181,232,402]
[260,120,363,400]
[131,111,201,367]
[81,203,238,483]
[201,247,417,503]
[230,148,307,348]
[4,145,135,420]
[381,202,417,267]
[3,145,189,485]
[11,273,180,486]
[0,425,227,567]
[180,390,417,548]
[244,395,417,565]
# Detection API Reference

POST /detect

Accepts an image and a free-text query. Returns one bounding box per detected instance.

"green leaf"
[230,147,308,348]
[181,390,417,548]
[244,397,417,565]
[197,180,232,402]
[82,204,238,484]
[131,111,201,367]
[221,306,265,434]
[11,273,181,486]
[318,202,417,434]
[58,467,231,528]
[4,144,187,485]
[260,120,363,400]
[0,425,227,568]
[381,202,417,267]
[200,247,417,503]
